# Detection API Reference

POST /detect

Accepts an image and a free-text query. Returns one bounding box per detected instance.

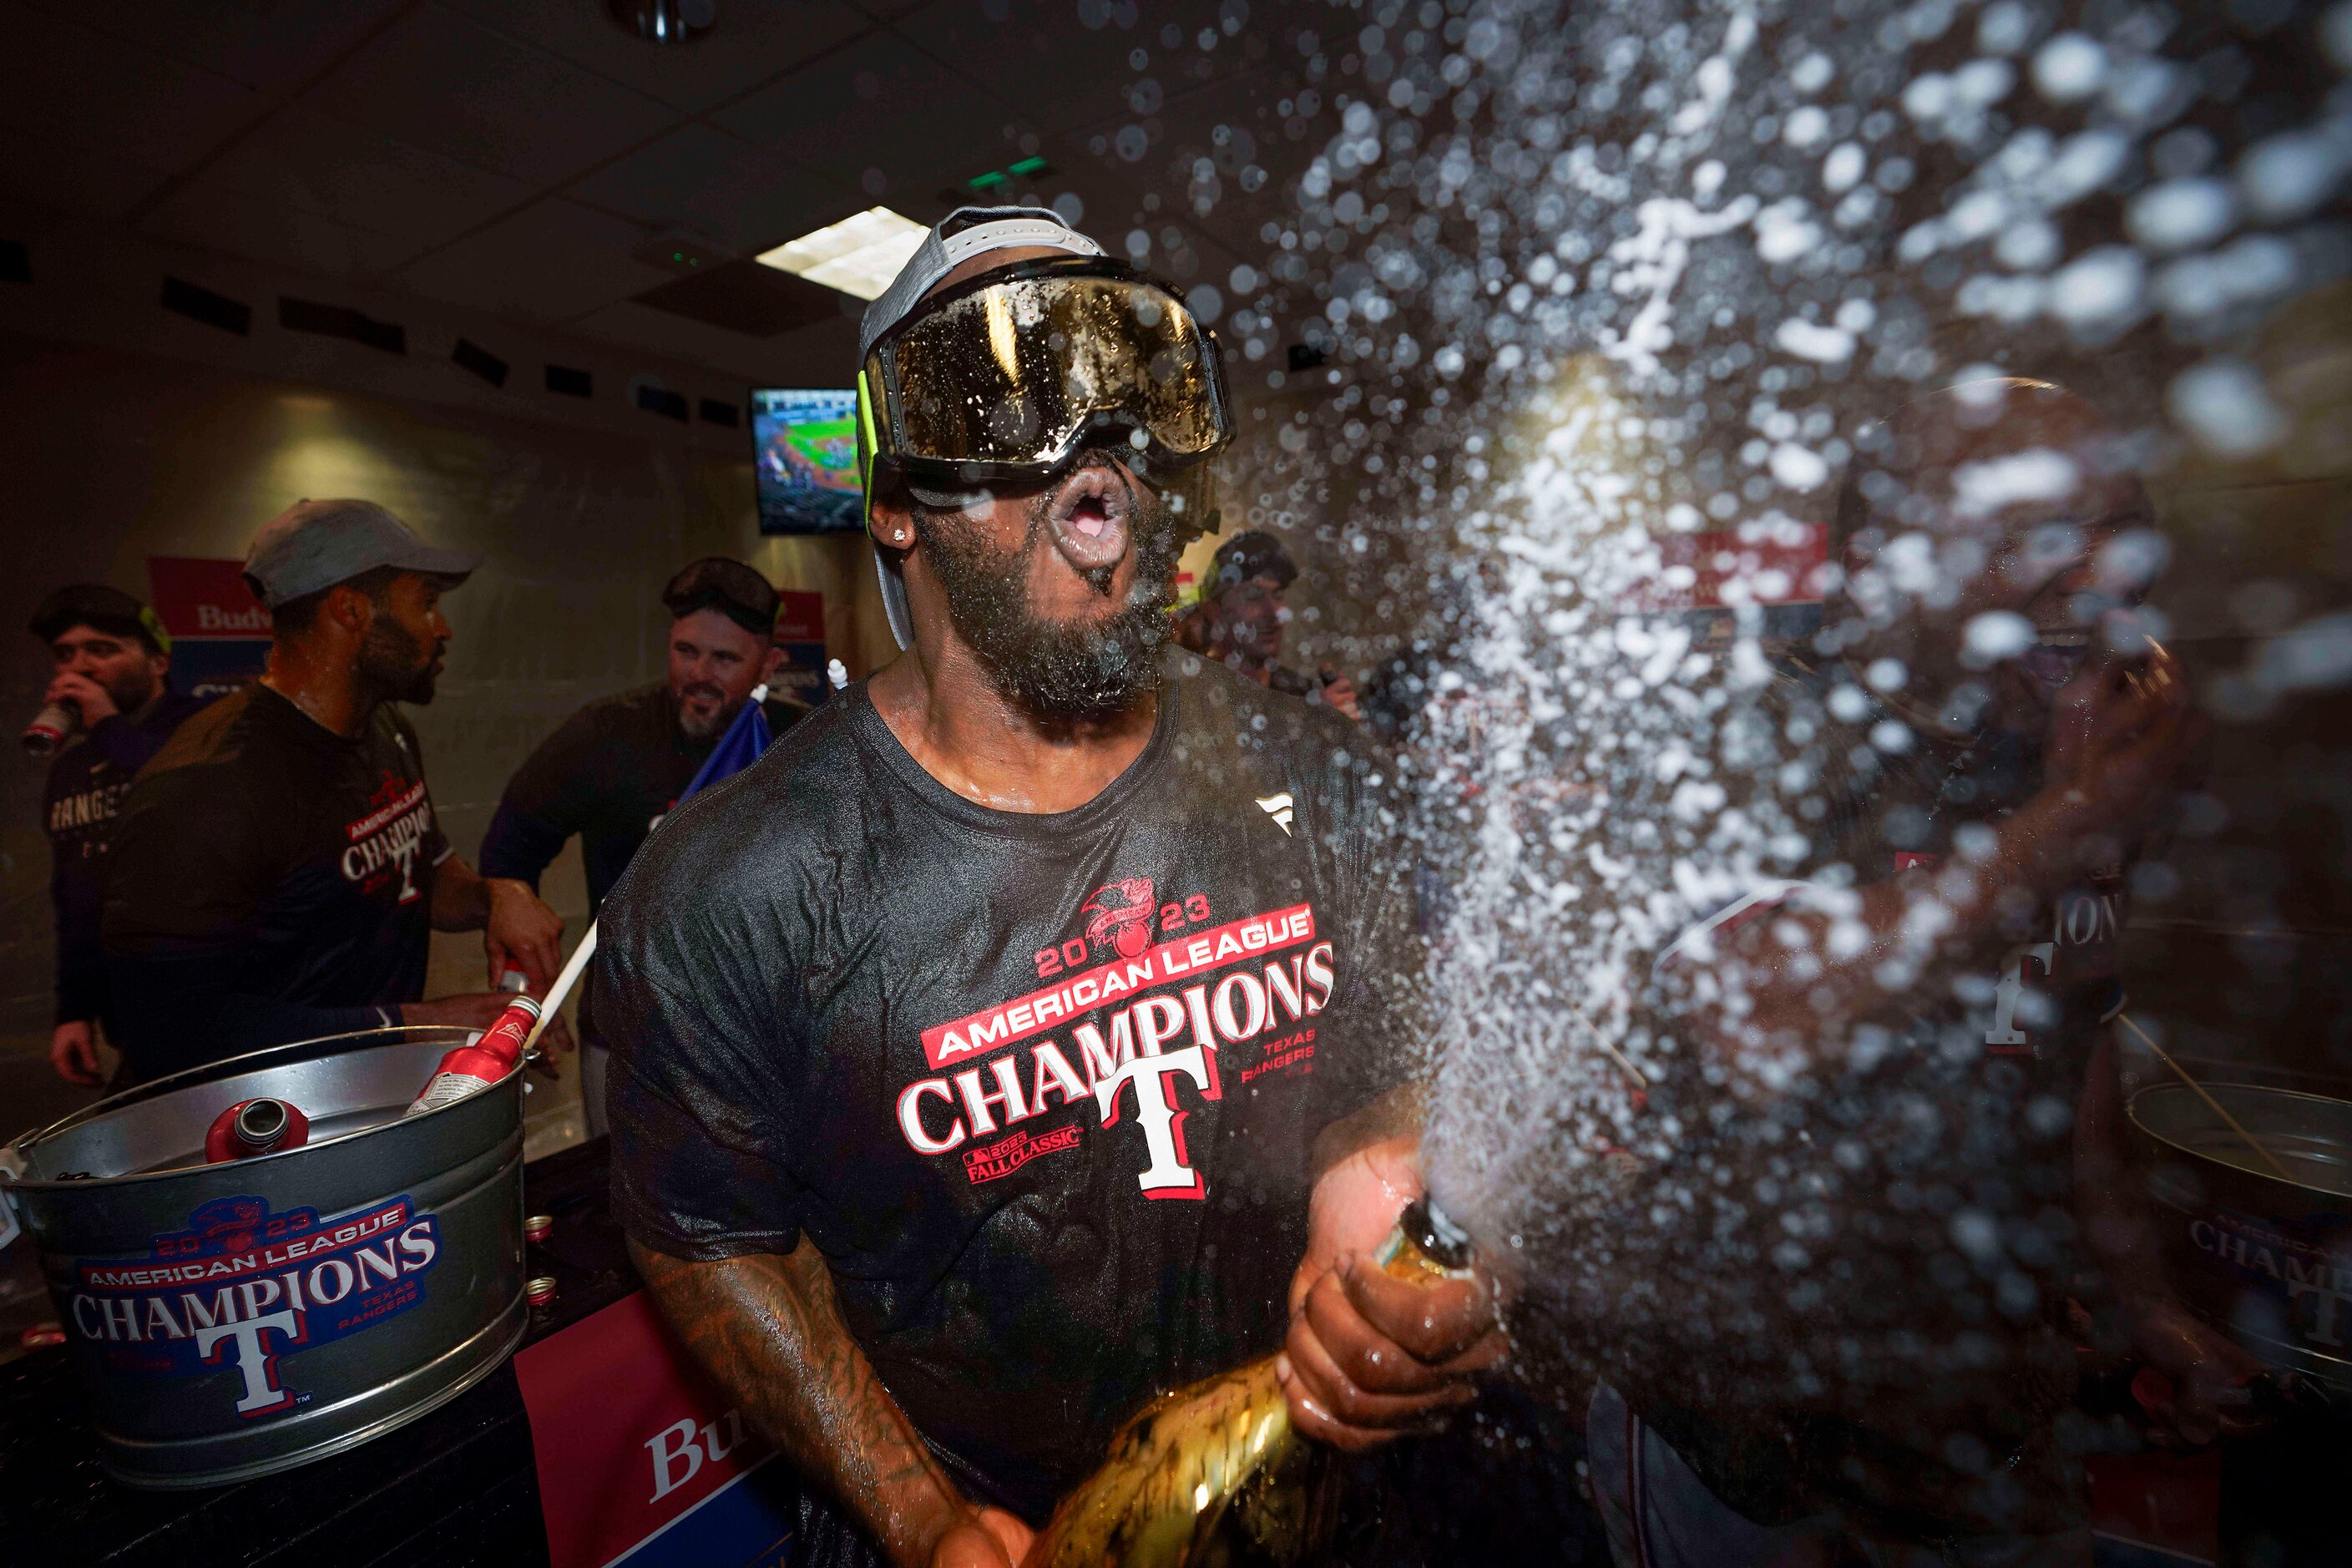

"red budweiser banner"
[771,589,824,644]
[148,556,272,698]
[147,556,272,637]
[512,1291,796,1568]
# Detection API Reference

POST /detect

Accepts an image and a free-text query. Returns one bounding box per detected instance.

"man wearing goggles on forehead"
[598,209,1489,1568]
[481,558,806,1134]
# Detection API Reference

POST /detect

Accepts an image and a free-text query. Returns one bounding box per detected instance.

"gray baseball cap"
[861,206,1105,650]
[242,498,482,609]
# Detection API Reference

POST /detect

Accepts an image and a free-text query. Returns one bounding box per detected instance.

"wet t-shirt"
[1631,657,2127,1538]
[103,683,452,1080]
[599,657,1423,1522]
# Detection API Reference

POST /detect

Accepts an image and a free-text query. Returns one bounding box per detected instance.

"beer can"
[22,701,77,756]
[204,1098,312,1163]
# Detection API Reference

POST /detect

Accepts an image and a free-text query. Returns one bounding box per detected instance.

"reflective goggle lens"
[870,273,1225,471]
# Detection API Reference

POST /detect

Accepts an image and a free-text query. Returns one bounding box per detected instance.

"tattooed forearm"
[630,1237,969,1566]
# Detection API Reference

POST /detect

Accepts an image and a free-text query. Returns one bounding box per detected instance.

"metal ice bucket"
[0,1026,527,1488]
[2129,1081,2352,1393]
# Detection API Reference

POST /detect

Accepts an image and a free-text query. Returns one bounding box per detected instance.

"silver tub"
[0,1026,527,1488]
[2130,1080,2352,1393]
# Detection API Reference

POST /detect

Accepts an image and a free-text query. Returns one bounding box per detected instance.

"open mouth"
[1046,463,1133,576]
[2018,625,2089,689]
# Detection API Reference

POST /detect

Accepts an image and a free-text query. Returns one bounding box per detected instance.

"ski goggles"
[856,256,1232,501]
[662,557,779,637]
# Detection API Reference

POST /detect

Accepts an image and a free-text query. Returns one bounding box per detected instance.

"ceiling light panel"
[753,206,926,301]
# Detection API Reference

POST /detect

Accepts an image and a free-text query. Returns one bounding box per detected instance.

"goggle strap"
[855,367,881,525]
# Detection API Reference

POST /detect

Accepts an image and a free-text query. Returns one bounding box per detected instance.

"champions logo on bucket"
[68,1193,440,1419]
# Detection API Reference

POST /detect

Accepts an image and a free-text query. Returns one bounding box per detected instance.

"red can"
[203,1097,311,1163]
[21,701,76,756]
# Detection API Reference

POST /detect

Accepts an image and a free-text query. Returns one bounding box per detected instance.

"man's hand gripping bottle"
[1022,1197,1479,1568]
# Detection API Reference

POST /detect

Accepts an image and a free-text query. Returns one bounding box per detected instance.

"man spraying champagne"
[598,208,1499,1568]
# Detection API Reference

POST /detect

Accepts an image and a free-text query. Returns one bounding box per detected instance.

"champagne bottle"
[1024,1197,1477,1568]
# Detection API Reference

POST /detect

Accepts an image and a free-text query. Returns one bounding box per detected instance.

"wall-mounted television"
[752,388,863,534]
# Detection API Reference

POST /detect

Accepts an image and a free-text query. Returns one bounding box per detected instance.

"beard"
[358,614,439,705]
[675,684,742,742]
[913,471,1179,724]
[104,666,159,715]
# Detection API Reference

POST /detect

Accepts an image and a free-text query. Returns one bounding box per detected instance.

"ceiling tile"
[570,124,852,255]
[444,0,873,115]
[631,259,841,338]
[716,31,1015,198]
[574,300,862,386]
[185,107,535,255]
[305,3,679,187]
[397,198,675,322]
[0,122,175,222]
[141,182,407,281]
[895,0,1224,134]
[27,0,412,93]
[0,1,262,177]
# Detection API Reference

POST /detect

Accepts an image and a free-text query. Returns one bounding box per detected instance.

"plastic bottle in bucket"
[203,1097,311,1162]
[405,994,539,1117]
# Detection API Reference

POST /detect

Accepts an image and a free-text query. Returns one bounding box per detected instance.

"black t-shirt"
[479,682,810,918]
[1621,658,2128,1536]
[598,657,1423,1521]
[43,689,210,1027]
[102,684,453,1080]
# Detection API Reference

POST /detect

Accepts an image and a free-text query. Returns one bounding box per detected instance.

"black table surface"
[0,1135,639,1567]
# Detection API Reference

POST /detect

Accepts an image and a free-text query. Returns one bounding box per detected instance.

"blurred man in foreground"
[600,208,1487,1568]
[1176,529,1362,719]
[482,557,805,1132]
[103,499,565,1082]
[28,585,209,1085]
[1578,380,2254,1565]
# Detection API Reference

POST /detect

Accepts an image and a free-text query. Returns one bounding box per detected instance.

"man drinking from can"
[26,584,209,1086]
